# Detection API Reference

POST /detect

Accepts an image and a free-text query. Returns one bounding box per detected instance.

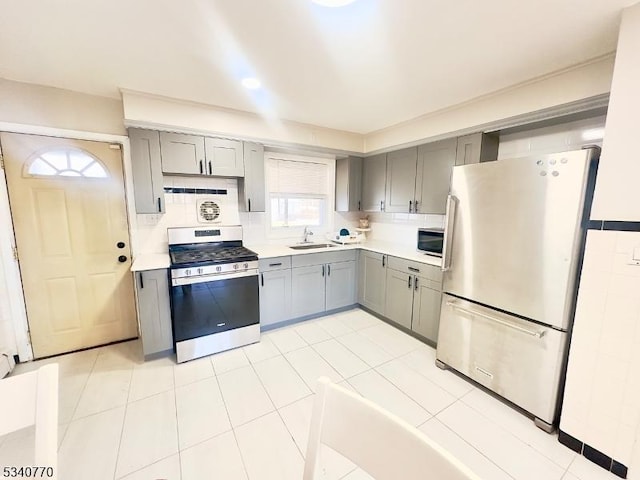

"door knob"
[116,242,126,249]
[118,255,128,263]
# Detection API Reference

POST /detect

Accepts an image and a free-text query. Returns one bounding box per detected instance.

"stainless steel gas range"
[167,225,260,363]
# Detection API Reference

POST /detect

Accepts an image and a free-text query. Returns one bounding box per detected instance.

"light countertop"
[246,240,442,267]
[130,253,171,272]
[131,241,442,272]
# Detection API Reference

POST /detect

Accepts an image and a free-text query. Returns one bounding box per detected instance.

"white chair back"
[304,377,481,480]
[0,364,58,478]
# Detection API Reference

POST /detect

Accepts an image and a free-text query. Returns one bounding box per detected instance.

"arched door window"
[25,148,108,178]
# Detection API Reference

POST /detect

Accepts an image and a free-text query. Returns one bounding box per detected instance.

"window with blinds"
[267,157,329,228]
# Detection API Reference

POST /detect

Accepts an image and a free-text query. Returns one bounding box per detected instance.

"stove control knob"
[185,269,191,276]
[233,264,239,270]
[216,266,222,272]
[244,263,248,269]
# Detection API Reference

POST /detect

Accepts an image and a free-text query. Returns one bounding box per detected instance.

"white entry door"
[1,132,137,358]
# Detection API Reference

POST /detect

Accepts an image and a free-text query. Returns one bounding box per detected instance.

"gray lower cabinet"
[385,147,418,213]
[240,142,265,212]
[383,256,443,343]
[415,138,457,214]
[326,261,356,310]
[384,268,414,329]
[357,250,387,315]
[205,137,244,176]
[412,276,442,342]
[134,269,173,357]
[335,156,363,212]
[259,268,292,327]
[159,132,205,175]
[361,153,387,212]
[291,264,326,318]
[129,128,165,214]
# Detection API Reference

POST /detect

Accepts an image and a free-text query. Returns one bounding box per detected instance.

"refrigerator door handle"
[441,194,457,272]
[445,301,546,338]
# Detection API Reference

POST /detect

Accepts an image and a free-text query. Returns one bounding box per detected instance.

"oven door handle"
[172,269,258,286]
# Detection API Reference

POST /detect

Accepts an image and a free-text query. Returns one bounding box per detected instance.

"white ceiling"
[0,0,635,133]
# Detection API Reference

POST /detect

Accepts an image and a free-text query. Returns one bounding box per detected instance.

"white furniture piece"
[0,364,59,479]
[304,377,480,480]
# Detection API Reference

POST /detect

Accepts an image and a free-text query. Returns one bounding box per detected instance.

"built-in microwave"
[417,228,444,257]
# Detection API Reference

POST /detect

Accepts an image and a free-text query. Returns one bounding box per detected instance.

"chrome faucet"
[302,226,314,243]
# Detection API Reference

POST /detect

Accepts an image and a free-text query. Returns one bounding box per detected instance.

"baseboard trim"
[558,430,628,478]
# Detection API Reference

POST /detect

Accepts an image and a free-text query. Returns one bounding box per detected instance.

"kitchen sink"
[289,243,336,250]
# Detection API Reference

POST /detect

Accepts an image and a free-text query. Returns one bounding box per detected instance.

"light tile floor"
[0,308,622,480]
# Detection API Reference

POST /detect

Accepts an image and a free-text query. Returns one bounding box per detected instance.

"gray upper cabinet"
[205,137,244,176]
[326,260,356,310]
[129,128,165,214]
[240,142,265,212]
[291,265,326,318]
[159,132,205,175]
[335,156,363,212]
[385,147,418,213]
[455,133,499,166]
[415,138,457,215]
[361,153,387,212]
[357,250,386,315]
[135,269,173,357]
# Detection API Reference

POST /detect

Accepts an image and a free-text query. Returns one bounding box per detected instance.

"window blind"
[267,158,328,195]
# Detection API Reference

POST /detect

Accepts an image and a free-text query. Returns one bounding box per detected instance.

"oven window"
[170,275,259,342]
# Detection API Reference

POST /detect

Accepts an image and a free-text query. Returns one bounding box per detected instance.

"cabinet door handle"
[382,255,386,267]
[139,272,144,289]
[268,262,282,267]
[208,161,212,175]
[358,200,361,211]
[414,200,419,213]
[248,198,251,212]
[408,266,420,273]
[408,276,412,289]
[199,160,203,174]
[261,273,264,287]
[322,265,325,277]
[380,200,384,211]
[327,264,331,276]
[409,200,412,212]
[414,277,419,291]
[157,197,162,212]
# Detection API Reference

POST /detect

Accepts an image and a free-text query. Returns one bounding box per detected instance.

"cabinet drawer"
[259,256,291,272]
[386,256,442,284]
[291,249,357,268]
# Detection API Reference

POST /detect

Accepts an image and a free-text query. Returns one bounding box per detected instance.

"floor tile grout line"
[171,366,184,480]
[212,367,252,480]
[457,390,576,471]
[436,399,568,478]
[252,352,314,407]
[420,413,518,480]
[373,364,458,418]
[248,360,307,463]
[111,352,136,480]
[61,349,100,427]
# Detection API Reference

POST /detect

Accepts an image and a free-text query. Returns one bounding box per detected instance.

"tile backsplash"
[134,176,239,254]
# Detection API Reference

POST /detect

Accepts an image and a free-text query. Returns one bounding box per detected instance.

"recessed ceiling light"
[311,0,357,7]
[241,77,261,90]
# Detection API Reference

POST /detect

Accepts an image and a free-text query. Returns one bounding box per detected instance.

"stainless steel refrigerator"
[436,147,599,432]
